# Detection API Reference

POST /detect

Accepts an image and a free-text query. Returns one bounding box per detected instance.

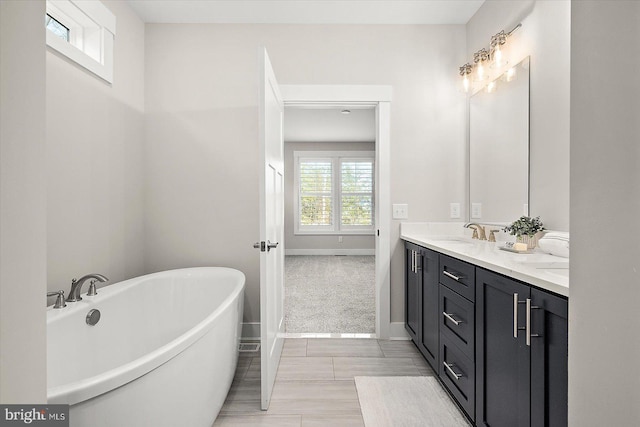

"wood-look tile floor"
[213,338,436,427]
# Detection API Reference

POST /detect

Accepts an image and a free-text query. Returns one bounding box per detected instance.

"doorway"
[279,85,392,339]
[283,106,376,335]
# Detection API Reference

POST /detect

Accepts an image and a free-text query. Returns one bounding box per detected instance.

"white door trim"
[280,84,392,339]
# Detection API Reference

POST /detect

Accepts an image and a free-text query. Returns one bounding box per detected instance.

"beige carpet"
[355,376,470,427]
[285,255,375,333]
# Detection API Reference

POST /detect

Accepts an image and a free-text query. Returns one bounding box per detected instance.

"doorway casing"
[280,85,392,339]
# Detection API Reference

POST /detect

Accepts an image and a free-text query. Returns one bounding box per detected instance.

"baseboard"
[285,249,375,256]
[241,322,260,341]
[389,322,410,340]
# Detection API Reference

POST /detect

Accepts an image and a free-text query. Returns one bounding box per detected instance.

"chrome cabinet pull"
[410,250,415,273]
[443,311,462,325]
[514,293,519,338]
[443,270,461,281]
[526,298,531,346]
[526,298,542,346]
[415,251,421,271]
[443,362,463,380]
[513,293,527,339]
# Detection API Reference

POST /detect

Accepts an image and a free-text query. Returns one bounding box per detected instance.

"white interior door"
[258,47,285,411]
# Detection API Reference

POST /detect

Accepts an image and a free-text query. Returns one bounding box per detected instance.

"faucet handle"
[468,225,479,239]
[47,290,67,309]
[488,229,500,242]
[87,280,98,296]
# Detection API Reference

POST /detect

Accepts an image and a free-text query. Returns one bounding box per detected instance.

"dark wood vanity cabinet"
[404,242,439,369]
[530,287,568,427]
[476,268,568,427]
[418,247,439,368]
[404,240,568,427]
[405,242,423,343]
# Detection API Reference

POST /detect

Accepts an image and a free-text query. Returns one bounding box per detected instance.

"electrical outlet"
[450,203,461,219]
[338,236,343,243]
[471,203,482,219]
[392,204,409,220]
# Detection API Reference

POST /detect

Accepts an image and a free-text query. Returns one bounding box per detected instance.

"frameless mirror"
[469,56,530,223]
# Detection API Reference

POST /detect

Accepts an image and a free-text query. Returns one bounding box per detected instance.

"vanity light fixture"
[473,48,490,81]
[459,63,473,93]
[459,23,522,94]
[490,24,522,69]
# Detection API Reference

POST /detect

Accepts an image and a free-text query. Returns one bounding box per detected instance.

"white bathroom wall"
[284,141,376,253]
[46,0,146,294]
[466,0,571,230]
[570,2,640,425]
[144,24,467,326]
[0,0,47,402]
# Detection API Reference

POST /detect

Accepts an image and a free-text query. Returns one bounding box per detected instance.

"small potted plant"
[503,216,545,249]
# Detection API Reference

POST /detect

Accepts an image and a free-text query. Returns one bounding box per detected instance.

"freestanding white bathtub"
[47,267,245,427]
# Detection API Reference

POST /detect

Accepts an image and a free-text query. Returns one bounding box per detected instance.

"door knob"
[267,241,279,251]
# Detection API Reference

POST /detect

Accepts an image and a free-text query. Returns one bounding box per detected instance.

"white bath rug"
[355,376,471,427]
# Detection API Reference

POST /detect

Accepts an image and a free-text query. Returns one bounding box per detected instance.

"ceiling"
[127,0,484,25]
[284,107,375,143]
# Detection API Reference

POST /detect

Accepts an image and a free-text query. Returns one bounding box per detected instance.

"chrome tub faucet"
[66,273,109,302]
[47,290,67,309]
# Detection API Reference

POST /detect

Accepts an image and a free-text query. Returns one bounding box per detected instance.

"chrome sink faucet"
[464,223,487,240]
[66,273,109,302]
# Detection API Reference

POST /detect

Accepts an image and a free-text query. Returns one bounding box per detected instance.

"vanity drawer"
[439,333,475,421]
[439,254,475,301]
[439,284,475,359]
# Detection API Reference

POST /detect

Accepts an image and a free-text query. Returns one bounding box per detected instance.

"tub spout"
[66,273,109,302]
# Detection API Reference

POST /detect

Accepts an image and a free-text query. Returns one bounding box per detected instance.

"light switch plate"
[392,204,409,220]
[450,203,461,219]
[471,203,482,219]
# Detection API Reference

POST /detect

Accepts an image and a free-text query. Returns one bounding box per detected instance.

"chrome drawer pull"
[443,362,463,380]
[443,311,463,325]
[443,270,462,281]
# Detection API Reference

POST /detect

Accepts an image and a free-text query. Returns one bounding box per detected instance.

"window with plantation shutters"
[294,151,375,235]
[299,158,333,230]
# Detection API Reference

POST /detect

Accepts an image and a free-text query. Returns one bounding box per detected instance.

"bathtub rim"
[47,267,245,405]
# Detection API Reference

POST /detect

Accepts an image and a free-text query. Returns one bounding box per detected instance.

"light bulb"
[486,81,497,93]
[462,74,470,93]
[493,44,504,68]
[476,62,485,81]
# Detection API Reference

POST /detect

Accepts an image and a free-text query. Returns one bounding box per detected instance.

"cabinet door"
[405,243,422,342]
[419,247,439,368]
[530,289,568,427]
[476,268,531,427]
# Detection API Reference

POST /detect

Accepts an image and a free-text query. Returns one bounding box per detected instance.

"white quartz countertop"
[400,222,569,297]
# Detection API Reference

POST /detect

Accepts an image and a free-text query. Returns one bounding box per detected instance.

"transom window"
[45,14,70,42]
[294,151,375,235]
[45,0,116,83]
